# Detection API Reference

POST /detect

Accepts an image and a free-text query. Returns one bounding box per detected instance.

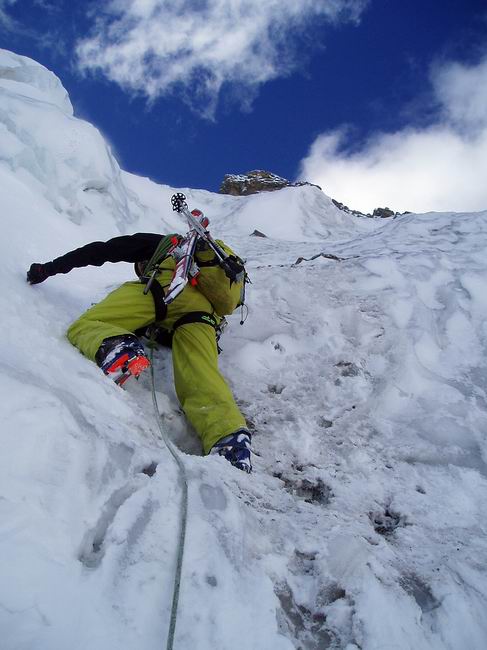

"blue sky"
[1,0,486,212]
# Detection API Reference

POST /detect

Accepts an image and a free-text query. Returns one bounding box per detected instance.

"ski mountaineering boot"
[95,335,150,386]
[210,429,252,473]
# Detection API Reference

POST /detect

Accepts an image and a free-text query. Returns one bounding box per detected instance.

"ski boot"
[96,335,150,387]
[210,429,252,473]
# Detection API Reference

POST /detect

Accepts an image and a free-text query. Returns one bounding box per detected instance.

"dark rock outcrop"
[332,198,403,219]
[372,207,395,219]
[332,198,368,218]
[219,170,321,196]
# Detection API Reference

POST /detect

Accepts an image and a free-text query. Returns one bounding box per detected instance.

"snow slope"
[1,49,487,650]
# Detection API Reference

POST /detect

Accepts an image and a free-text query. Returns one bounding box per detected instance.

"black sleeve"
[43,233,164,276]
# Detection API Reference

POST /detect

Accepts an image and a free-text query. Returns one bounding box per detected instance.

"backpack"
[193,239,247,317]
[137,235,247,318]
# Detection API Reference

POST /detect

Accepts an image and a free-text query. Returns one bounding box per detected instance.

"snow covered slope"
[1,49,487,650]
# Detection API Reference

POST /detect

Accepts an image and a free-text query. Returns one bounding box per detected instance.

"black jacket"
[44,233,164,276]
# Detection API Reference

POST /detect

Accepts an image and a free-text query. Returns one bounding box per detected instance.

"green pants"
[67,275,246,453]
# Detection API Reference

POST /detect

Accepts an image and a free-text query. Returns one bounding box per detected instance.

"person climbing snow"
[26,195,252,473]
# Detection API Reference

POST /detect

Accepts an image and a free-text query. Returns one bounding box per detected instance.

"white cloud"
[76,0,367,118]
[433,57,487,132]
[0,0,16,29]
[298,55,487,214]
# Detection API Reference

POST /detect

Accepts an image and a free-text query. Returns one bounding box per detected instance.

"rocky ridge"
[220,169,402,218]
[331,199,404,219]
[219,170,321,196]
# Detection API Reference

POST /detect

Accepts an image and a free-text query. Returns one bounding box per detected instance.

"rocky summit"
[219,170,321,196]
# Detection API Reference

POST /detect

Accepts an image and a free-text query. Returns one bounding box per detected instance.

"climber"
[26,229,252,473]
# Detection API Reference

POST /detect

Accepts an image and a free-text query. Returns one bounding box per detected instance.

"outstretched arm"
[27,233,163,284]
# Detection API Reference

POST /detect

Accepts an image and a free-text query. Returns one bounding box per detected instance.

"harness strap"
[146,279,168,322]
[172,311,218,331]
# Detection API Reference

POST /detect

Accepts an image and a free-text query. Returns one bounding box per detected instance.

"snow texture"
[1,48,487,650]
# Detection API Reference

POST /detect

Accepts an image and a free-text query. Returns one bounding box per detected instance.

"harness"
[140,276,220,341]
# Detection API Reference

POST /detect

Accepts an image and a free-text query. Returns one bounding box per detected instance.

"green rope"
[143,233,180,278]
[148,342,189,650]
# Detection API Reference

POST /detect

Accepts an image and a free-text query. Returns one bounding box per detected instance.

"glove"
[27,263,50,284]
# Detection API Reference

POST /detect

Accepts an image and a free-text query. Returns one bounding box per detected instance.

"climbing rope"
[148,342,189,650]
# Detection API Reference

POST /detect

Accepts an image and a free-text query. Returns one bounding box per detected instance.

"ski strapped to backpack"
[170,193,246,288]
[140,194,249,316]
